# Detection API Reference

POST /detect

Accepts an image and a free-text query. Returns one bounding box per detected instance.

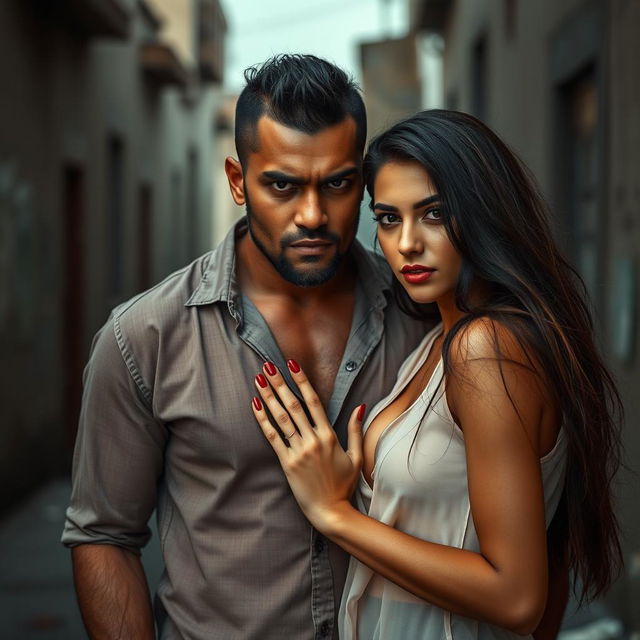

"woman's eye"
[374,213,400,226]
[424,208,442,221]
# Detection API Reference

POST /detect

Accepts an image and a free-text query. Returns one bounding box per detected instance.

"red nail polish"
[287,359,300,373]
[264,361,277,376]
[252,396,262,411]
[357,404,366,421]
[256,374,268,388]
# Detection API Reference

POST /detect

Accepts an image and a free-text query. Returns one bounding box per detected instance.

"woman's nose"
[398,224,424,255]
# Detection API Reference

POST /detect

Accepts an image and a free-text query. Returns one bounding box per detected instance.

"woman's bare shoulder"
[446,316,550,425]
[448,316,536,365]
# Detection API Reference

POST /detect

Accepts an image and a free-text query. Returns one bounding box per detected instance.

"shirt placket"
[230,277,388,640]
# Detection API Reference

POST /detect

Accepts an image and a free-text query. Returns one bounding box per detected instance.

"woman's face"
[373,161,462,306]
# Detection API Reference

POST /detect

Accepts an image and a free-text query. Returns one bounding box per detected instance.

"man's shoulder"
[111,249,219,340]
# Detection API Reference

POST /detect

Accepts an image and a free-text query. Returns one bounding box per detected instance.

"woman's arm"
[533,555,569,639]
[253,321,556,634]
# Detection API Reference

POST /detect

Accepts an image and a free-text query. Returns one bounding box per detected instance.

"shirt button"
[314,537,324,553]
[345,360,357,372]
[319,621,331,637]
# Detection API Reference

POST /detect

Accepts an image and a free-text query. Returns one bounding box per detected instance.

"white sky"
[219,0,410,93]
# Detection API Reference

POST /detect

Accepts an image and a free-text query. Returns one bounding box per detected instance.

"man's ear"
[225,157,246,206]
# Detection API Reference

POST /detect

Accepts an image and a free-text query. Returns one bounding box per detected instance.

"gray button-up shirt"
[62,219,431,640]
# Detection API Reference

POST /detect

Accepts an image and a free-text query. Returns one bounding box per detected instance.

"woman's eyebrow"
[373,194,440,211]
[372,202,398,212]
[412,195,440,208]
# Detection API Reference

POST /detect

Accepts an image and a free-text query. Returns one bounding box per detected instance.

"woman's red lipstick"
[400,264,436,284]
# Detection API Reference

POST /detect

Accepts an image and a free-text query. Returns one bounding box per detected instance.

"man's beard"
[245,197,353,287]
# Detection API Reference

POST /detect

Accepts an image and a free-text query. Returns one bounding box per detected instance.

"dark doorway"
[62,164,85,447]
[186,149,199,261]
[471,34,488,122]
[138,183,153,292]
[107,135,125,297]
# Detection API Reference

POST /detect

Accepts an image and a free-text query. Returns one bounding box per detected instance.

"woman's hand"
[251,359,366,532]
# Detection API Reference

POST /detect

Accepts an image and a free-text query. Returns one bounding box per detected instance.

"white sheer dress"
[339,323,567,640]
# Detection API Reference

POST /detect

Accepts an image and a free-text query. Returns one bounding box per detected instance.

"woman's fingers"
[286,359,331,433]
[254,372,301,444]
[347,404,366,469]
[251,395,289,460]
[261,362,316,439]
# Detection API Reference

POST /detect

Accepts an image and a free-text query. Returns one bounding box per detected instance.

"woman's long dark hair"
[364,109,623,603]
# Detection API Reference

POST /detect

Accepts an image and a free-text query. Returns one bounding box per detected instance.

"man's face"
[231,115,363,287]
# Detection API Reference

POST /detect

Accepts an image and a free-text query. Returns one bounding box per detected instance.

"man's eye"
[327,178,349,189]
[272,181,291,191]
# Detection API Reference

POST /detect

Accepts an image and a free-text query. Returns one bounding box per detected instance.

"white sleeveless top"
[339,323,567,640]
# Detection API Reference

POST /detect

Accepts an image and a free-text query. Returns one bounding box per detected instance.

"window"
[556,68,602,306]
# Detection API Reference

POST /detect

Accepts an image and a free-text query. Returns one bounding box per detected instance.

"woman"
[250,110,623,639]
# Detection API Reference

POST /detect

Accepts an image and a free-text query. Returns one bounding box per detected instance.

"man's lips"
[289,239,334,254]
[400,264,436,283]
[290,240,333,247]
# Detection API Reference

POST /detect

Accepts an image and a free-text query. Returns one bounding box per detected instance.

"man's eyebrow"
[373,194,440,211]
[260,171,306,185]
[321,167,358,184]
[260,167,358,186]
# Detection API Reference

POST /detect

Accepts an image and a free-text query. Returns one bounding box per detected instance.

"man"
[62,54,429,639]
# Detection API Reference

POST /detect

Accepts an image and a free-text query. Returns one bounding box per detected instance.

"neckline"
[361,323,444,491]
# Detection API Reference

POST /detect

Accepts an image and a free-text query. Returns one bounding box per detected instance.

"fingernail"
[357,404,366,421]
[252,396,262,411]
[264,361,277,376]
[287,359,300,373]
[256,374,268,388]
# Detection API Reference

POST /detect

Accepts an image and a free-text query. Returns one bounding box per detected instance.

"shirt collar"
[185,216,392,308]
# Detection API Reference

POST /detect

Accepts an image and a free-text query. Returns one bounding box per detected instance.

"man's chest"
[147,303,429,468]
[252,299,355,406]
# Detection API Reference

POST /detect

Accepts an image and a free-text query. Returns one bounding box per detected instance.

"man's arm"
[62,316,168,638]
[72,544,155,640]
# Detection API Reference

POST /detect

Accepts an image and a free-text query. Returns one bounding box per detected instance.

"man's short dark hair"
[234,54,367,166]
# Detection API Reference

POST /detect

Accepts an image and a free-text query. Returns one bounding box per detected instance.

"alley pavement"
[0,479,627,640]
[0,478,163,640]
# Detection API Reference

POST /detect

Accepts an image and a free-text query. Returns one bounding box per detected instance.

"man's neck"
[235,230,357,305]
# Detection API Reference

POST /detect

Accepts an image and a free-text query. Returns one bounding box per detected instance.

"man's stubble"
[244,190,359,288]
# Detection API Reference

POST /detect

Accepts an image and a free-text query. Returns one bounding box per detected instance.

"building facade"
[410,0,639,631]
[0,0,226,512]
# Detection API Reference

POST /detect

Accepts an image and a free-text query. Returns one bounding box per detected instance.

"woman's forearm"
[533,558,569,639]
[323,501,547,635]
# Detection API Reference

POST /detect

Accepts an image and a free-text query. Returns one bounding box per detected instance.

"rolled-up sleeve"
[61,314,167,554]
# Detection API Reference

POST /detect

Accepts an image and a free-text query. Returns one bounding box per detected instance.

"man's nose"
[294,190,327,229]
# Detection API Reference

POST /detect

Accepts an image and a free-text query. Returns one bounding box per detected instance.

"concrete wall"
[0,0,225,513]
[606,0,640,629]
[417,0,640,629]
